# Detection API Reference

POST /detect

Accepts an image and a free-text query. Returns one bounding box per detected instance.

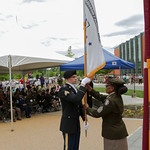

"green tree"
[49,67,60,77]
[96,69,112,75]
[65,46,74,58]
[0,74,9,81]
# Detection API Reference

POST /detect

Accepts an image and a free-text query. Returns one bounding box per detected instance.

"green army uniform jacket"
[86,89,128,140]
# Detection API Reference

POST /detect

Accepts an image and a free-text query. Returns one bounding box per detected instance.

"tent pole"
[119,66,121,78]
[134,69,136,93]
[8,55,14,132]
[132,69,136,97]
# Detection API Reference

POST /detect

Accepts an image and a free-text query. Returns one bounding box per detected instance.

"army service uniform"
[86,78,128,150]
[58,83,87,150]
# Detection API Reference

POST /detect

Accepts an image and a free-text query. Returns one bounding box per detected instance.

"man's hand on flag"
[81,77,91,86]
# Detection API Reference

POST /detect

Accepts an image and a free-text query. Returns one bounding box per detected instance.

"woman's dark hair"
[114,85,128,95]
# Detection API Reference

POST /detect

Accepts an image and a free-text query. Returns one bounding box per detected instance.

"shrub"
[123,105,143,118]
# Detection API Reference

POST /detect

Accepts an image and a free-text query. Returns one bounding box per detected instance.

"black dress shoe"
[26,115,31,118]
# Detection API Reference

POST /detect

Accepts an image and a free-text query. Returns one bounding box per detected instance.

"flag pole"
[143,0,150,149]
[83,0,88,137]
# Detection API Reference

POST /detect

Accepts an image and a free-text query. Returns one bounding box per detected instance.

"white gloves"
[83,121,89,130]
[81,77,91,86]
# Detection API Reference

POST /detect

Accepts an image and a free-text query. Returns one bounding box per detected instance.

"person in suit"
[84,77,128,150]
[58,70,90,150]
[16,93,32,118]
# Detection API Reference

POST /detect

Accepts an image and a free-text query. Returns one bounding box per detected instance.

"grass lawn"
[94,87,143,98]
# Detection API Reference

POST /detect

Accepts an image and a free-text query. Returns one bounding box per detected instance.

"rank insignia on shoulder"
[97,106,103,113]
[104,99,109,106]
[64,91,70,96]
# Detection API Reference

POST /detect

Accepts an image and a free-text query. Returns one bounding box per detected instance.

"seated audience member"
[5,89,22,121]
[0,89,16,122]
[16,93,32,118]
[40,89,49,113]
[34,79,41,89]
[45,89,59,111]
[20,88,27,97]
[55,84,61,93]
[0,90,8,122]
[25,89,38,113]
[50,86,60,104]
[35,89,45,111]
[13,88,20,101]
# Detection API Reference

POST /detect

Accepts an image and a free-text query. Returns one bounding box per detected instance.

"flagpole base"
[131,92,136,98]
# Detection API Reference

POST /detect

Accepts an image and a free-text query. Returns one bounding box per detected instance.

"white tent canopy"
[0,49,74,74]
[0,23,73,74]
[0,36,74,74]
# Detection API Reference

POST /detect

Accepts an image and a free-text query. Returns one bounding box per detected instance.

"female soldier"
[85,77,128,150]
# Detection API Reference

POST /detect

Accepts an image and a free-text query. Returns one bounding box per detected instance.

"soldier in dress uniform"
[85,77,128,150]
[58,70,90,150]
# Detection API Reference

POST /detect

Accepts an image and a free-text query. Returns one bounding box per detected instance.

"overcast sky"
[0,0,144,56]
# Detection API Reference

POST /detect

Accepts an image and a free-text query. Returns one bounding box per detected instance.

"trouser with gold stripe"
[62,131,80,150]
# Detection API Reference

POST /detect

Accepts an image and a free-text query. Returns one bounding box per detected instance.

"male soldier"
[58,70,90,150]
[85,77,128,150]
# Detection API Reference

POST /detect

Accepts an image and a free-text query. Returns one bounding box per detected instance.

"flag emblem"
[83,0,106,77]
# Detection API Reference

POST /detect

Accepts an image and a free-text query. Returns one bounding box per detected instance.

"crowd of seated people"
[0,88,22,122]
[35,86,60,113]
[5,89,22,121]
[0,83,61,123]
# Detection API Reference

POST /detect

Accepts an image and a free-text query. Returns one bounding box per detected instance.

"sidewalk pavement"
[0,93,143,149]
[123,95,143,150]
[128,126,142,150]
[0,111,142,150]
[122,94,143,105]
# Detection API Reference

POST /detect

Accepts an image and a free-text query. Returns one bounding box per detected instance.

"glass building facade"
[114,32,144,76]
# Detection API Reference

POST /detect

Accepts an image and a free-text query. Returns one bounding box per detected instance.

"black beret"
[63,70,76,79]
